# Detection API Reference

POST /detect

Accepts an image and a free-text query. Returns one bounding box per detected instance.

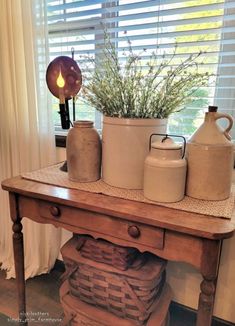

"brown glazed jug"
[186,106,234,200]
[66,121,101,182]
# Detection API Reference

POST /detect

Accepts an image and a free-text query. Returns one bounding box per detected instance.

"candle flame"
[56,70,65,88]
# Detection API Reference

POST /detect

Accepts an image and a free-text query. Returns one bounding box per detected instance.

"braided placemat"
[21,163,235,219]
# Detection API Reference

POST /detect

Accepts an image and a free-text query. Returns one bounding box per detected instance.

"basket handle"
[122,279,149,314]
[122,271,167,317]
[60,312,76,326]
[76,237,87,251]
[60,263,78,283]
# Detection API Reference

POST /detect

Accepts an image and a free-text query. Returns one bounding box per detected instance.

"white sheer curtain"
[0,0,61,279]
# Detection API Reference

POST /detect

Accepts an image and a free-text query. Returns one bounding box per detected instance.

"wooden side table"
[2,176,235,326]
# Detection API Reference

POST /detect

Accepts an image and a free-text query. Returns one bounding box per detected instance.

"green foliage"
[168,88,209,135]
[83,36,212,119]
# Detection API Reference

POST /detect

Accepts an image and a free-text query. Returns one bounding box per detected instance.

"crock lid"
[152,136,182,150]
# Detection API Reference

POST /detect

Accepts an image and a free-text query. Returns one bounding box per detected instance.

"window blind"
[46,0,235,138]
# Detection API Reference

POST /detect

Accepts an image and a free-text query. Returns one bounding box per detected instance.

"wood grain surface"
[2,176,234,240]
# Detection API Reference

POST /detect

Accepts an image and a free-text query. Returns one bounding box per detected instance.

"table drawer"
[38,200,164,250]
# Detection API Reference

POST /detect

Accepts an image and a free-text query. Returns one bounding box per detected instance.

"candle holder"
[46,55,82,129]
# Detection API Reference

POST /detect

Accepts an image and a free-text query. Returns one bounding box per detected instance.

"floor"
[0,268,194,326]
[0,269,62,326]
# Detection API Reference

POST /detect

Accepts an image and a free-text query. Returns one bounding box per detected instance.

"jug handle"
[149,133,186,158]
[215,113,233,140]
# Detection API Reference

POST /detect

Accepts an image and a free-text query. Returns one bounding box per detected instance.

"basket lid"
[61,237,167,280]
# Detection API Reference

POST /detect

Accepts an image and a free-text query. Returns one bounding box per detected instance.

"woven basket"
[60,280,171,326]
[61,237,167,325]
[75,234,143,271]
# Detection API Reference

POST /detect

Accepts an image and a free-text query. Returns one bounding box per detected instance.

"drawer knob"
[49,206,61,217]
[128,225,140,238]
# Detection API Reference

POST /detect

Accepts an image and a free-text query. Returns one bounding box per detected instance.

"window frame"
[46,0,235,146]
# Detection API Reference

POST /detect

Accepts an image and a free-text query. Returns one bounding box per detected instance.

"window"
[46,0,235,139]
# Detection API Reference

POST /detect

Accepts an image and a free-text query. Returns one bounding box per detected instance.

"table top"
[2,176,235,240]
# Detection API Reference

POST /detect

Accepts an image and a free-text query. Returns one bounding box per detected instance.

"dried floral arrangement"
[83,36,211,119]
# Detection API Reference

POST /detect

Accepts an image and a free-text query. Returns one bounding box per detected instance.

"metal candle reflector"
[46,55,82,129]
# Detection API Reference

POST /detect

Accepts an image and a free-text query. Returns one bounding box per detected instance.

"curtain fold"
[0,0,61,279]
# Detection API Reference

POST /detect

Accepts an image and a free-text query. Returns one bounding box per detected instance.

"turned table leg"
[9,193,27,325]
[197,239,222,326]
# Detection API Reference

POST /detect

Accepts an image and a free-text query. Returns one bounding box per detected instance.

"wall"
[56,147,235,322]
[166,235,235,322]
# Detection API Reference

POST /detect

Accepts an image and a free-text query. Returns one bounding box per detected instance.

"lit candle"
[56,70,65,104]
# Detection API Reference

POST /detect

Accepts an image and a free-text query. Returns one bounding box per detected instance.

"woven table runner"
[21,163,235,219]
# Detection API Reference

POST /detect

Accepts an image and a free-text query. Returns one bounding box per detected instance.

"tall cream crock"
[102,117,167,189]
[186,106,234,200]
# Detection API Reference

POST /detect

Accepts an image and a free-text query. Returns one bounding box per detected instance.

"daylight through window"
[46,0,235,138]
